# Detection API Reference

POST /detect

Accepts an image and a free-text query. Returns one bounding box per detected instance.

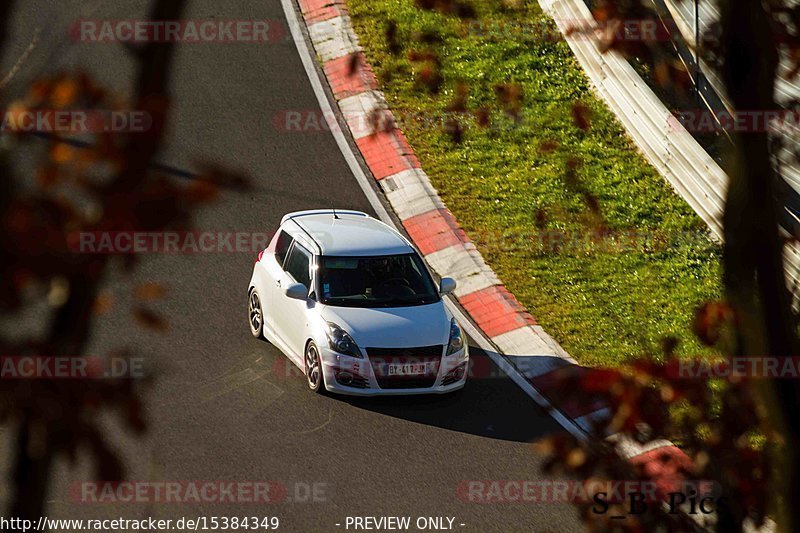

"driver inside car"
[367,257,414,298]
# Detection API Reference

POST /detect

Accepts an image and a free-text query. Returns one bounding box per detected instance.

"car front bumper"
[319,346,468,396]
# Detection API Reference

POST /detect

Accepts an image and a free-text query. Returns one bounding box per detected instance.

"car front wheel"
[304,341,325,393]
[248,288,264,338]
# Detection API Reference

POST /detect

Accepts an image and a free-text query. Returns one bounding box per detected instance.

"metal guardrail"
[539,0,800,297]
[542,0,725,236]
[662,0,800,193]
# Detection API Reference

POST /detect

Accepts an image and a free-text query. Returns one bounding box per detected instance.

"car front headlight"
[445,318,464,356]
[325,322,362,358]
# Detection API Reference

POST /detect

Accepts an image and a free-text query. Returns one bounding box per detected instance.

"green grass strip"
[347,0,722,366]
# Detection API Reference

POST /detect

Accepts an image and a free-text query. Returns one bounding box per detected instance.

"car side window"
[274,230,292,266]
[284,243,312,288]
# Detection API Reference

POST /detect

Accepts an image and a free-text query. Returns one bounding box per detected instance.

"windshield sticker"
[324,258,359,269]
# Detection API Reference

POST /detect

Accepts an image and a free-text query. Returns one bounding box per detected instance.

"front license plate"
[388,363,427,376]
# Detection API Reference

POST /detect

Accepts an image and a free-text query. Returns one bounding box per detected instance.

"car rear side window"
[285,243,312,288]
[274,230,292,266]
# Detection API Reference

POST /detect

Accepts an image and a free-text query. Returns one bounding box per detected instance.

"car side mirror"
[285,282,309,300]
[439,277,457,295]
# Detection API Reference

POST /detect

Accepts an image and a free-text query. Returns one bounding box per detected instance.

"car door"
[260,229,293,338]
[273,240,314,360]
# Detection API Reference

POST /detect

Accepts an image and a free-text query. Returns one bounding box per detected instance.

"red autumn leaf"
[693,301,735,346]
[132,307,169,332]
[134,282,167,301]
[571,101,592,131]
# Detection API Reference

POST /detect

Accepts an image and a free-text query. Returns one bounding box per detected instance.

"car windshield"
[318,253,440,308]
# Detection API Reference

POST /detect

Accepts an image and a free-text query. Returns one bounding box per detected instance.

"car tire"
[248,288,264,339]
[304,341,325,394]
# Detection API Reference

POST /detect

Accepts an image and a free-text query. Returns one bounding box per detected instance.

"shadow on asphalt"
[336,343,567,443]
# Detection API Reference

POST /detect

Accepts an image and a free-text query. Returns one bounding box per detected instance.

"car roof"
[282,210,415,256]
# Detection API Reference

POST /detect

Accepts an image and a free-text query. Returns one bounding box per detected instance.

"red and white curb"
[288,0,693,500]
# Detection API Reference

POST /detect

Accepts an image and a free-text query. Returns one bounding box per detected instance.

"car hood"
[320,300,451,349]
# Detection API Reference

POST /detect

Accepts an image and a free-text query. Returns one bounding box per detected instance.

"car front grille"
[366,345,443,389]
[366,345,444,358]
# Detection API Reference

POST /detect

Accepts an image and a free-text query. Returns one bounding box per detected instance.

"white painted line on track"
[280,0,588,442]
[445,301,589,441]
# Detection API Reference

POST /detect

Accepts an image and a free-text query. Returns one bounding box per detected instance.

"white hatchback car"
[248,209,468,395]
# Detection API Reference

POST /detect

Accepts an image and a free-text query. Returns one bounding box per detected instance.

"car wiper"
[379,298,427,306]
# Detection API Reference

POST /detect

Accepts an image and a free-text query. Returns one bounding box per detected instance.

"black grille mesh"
[366,345,443,389]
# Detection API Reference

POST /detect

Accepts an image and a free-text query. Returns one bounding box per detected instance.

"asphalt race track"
[0,1,583,530]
